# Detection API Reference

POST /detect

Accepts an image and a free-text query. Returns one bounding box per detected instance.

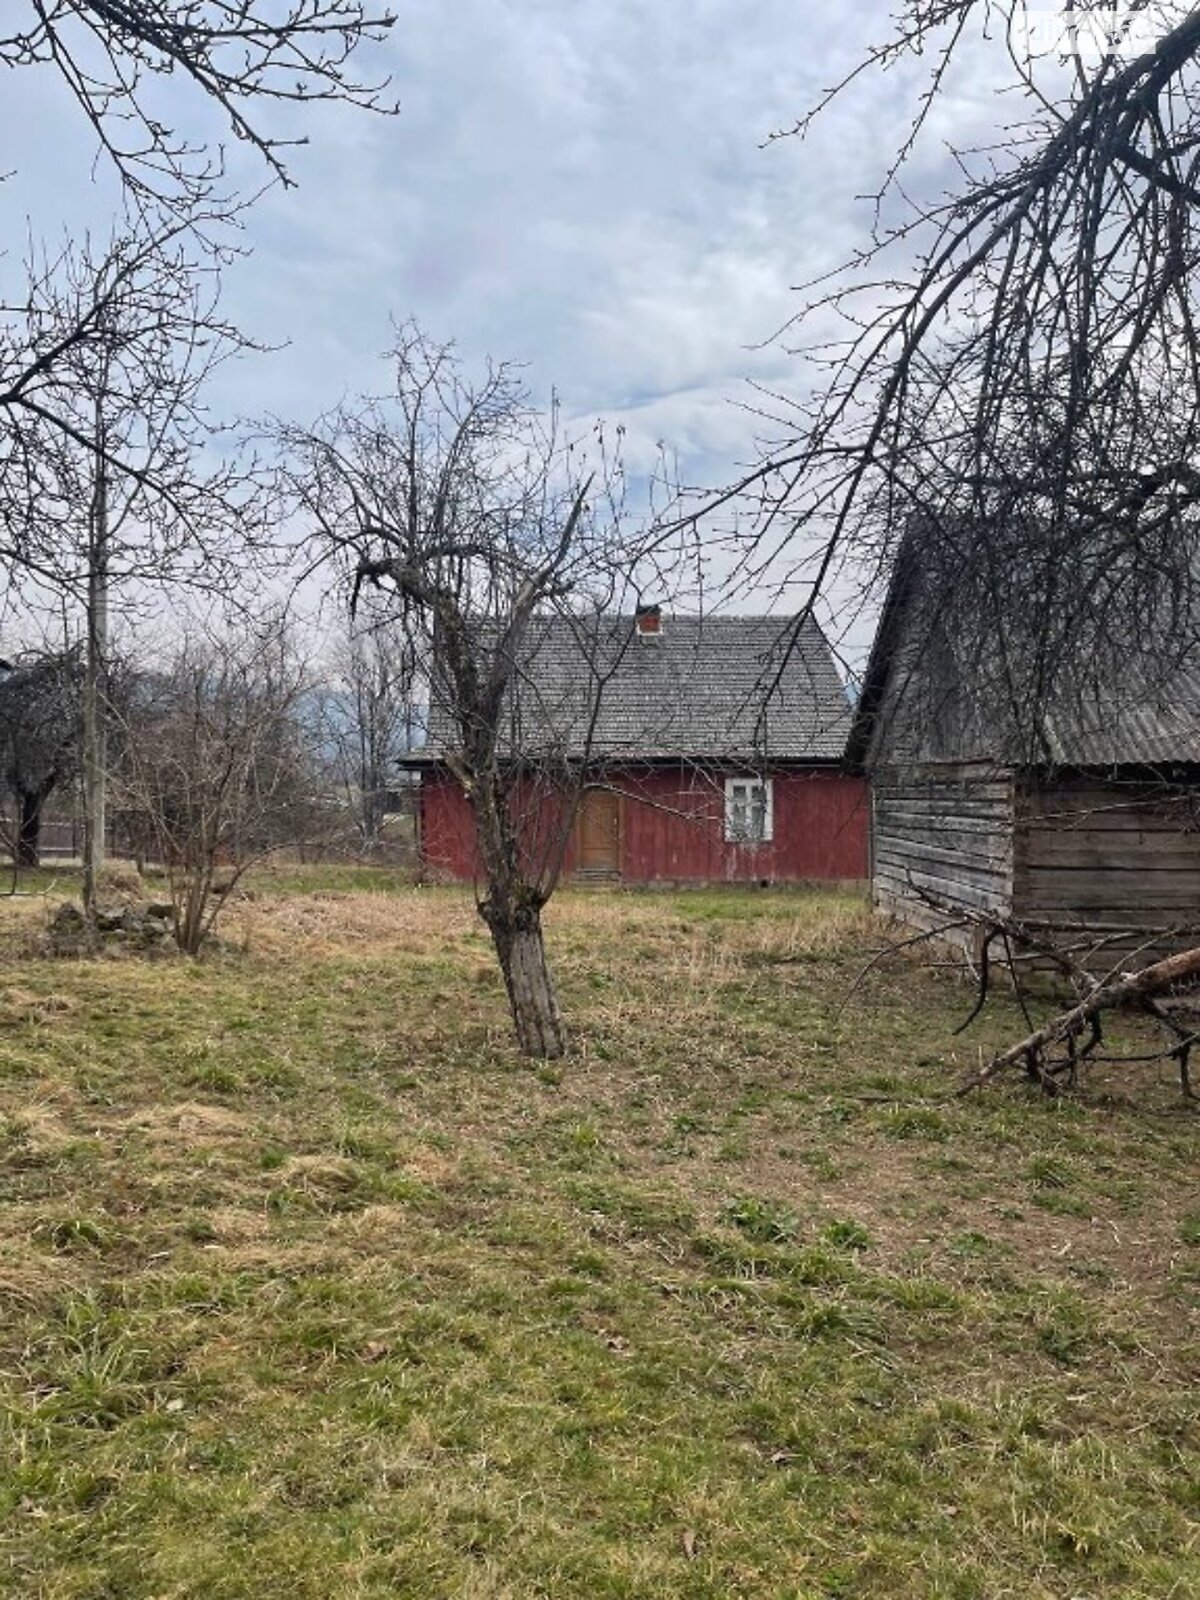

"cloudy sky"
[1,1,1017,647]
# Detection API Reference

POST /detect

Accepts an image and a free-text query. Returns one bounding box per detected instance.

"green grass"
[0,878,1196,1597]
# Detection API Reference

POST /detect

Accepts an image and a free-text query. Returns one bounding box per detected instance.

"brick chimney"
[635,604,662,642]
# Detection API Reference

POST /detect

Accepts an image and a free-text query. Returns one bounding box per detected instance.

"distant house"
[408,609,868,886]
[848,543,1200,957]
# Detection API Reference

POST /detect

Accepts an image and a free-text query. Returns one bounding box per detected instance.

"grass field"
[0,872,1197,1598]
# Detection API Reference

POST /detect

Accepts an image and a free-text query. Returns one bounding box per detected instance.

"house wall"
[872,760,1016,939]
[418,771,573,887]
[1015,774,1200,948]
[418,765,868,885]
[617,766,866,883]
[418,774,473,881]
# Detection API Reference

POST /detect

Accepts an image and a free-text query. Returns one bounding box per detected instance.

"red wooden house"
[409,609,868,886]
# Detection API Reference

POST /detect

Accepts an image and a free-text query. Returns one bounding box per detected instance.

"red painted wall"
[617,766,867,883]
[418,772,573,889]
[419,765,868,885]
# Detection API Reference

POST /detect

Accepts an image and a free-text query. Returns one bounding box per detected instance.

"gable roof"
[848,541,1200,771]
[422,613,853,764]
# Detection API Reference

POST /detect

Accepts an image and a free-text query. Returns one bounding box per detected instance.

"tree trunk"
[483,897,567,1059]
[17,791,41,868]
[361,784,383,855]
[472,768,568,1058]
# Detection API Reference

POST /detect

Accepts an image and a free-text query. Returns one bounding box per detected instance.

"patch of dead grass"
[120,1101,251,1145]
[227,885,482,959]
[0,1250,78,1313]
[0,985,79,1024]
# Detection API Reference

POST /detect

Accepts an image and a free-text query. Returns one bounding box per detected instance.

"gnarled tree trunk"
[471,766,569,1060]
[480,889,566,1060]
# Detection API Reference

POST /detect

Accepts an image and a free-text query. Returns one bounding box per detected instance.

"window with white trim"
[724,777,774,845]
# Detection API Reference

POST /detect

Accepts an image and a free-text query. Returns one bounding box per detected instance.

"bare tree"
[695,4,1200,1077]
[277,326,679,1059]
[0,0,397,486]
[314,611,420,854]
[115,618,316,953]
[0,0,396,608]
[702,5,1200,681]
[0,0,396,899]
[694,7,1200,649]
[1,225,258,560]
[0,650,82,869]
[0,225,267,916]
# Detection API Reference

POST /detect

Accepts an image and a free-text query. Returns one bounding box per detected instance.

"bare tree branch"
[1,1,397,213]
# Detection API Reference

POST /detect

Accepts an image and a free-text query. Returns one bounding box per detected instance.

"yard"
[1,875,1197,1598]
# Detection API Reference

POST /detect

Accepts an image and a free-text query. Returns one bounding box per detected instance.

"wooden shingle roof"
[422,614,852,764]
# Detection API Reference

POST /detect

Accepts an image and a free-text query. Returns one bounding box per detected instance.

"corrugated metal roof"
[1036,668,1200,766]
[423,614,852,763]
[850,540,1200,771]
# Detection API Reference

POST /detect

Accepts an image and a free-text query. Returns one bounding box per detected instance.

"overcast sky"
[1,1,1015,650]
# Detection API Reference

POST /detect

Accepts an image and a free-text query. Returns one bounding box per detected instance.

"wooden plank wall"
[1016,777,1200,941]
[873,762,1015,941]
[419,765,870,886]
[619,767,868,885]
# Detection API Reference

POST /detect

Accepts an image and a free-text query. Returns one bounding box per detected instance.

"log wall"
[872,761,1015,943]
[1015,776,1200,939]
[871,765,1200,963]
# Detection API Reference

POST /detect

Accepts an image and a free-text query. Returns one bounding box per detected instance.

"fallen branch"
[877,882,1200,1098]
[837,915,974,1017]
[960,945,1200,1096]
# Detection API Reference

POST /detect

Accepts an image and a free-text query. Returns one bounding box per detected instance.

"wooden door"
[577,788,620,875]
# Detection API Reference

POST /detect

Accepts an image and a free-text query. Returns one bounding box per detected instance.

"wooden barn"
[848,547,1200,956]
[410,610,868,887]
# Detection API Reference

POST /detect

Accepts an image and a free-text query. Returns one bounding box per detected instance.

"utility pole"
[82,393,109,917]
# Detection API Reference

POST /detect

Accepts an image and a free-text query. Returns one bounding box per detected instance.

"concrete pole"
[82,408,109,916]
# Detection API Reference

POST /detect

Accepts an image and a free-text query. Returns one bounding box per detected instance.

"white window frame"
[723,776,774,845]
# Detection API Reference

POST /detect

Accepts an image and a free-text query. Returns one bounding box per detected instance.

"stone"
[49,903,85,933]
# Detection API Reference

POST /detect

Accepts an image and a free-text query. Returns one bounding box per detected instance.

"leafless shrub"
[115,618,318,953]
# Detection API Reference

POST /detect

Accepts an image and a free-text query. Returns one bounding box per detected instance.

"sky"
[0,0,1020,660]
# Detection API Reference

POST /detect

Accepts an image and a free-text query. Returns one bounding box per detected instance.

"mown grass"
[0,874,1197,1598]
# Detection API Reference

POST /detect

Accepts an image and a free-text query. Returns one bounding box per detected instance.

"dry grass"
[0,872,1197,1598]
